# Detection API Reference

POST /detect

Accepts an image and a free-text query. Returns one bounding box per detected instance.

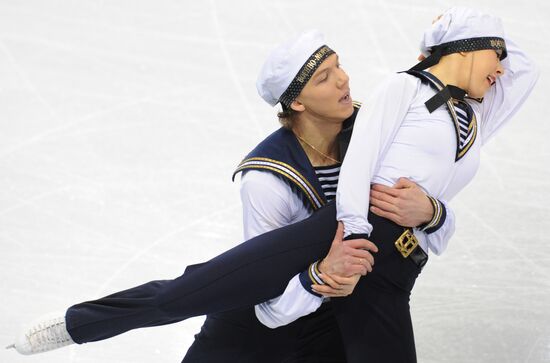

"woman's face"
[291,53,354,123]
[466,49,505,98]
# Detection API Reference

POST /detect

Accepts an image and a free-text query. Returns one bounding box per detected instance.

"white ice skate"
[7,313,74,355]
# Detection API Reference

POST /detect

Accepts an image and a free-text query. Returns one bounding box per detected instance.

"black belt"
[408,243,428,270]
[348,214,429,271]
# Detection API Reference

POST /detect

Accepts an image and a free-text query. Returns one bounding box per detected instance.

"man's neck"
[292,115,342,166]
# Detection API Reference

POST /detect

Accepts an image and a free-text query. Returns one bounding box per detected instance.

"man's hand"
[369,177,434,227]
[311,272,361,298]
[318,222,378,277]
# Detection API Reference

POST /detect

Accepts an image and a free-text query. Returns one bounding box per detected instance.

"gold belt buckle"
[394,229,419,258]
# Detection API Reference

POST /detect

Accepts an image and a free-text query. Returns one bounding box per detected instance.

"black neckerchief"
[405,70,478,162]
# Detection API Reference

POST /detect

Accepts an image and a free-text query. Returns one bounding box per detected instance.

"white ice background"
[1,1,549,362]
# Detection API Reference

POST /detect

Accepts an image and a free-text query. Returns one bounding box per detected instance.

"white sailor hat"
[256,30,335,107]
[411,7,507,71]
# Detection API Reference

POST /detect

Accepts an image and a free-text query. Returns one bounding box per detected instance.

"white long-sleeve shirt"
[337,37,539,254]
[239,170,323,327]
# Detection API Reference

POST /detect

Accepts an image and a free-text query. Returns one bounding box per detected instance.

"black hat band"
[435,37,507,60]
[410,36,507,72]
[279,45,335,107]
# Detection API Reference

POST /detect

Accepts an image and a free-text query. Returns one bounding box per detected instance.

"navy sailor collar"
[232,102,360,211]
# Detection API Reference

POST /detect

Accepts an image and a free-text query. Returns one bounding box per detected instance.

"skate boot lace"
[26,317,73,353]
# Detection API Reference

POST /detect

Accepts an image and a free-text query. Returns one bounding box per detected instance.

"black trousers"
[66,203,422,363]
[182,303,346,363]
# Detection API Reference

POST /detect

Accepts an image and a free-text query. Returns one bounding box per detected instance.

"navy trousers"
[66,203,421,363]
[182,303,346,363]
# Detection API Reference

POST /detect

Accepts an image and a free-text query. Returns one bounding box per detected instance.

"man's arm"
[255,228,374,328]
[239,170,306,240]
[311,178,455,297]
[240,171,376,328]
[369,178,435,228]
[369,177,456,255]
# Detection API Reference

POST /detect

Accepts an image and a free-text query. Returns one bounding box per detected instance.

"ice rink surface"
[1,0,549,362]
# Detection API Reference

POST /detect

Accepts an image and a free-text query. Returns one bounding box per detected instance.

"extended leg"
[66,203,338,343]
